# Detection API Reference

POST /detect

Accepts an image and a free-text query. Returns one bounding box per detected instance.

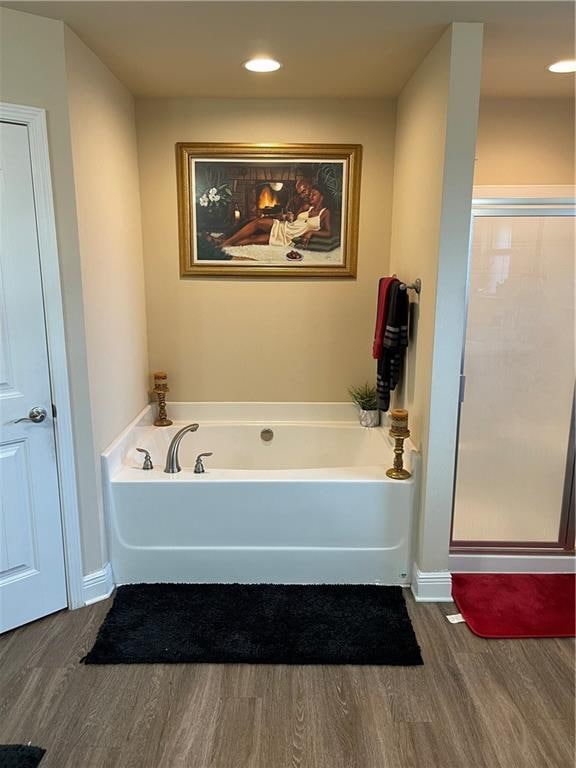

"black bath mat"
[0,745,45,767]
[83,583,422,666]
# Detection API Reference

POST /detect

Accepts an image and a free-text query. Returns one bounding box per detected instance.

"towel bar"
[398,278,421,294]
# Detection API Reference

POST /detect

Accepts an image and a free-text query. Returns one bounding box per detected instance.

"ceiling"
[2,1,574,99]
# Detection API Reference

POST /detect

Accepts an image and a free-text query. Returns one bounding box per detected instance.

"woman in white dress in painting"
[220,187,332,249]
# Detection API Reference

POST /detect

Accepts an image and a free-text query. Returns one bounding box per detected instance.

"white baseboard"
[82,562,114,605]
[449,553,576,574]
[411,564,453,602]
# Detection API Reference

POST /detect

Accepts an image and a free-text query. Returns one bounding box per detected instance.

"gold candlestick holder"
[152,371,173,427]
[386,408,411,480]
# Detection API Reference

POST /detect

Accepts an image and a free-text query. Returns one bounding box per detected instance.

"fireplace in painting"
[255,182,286,217]
[224,165,307,223]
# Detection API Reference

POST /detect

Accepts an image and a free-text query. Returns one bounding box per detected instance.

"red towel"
[372,277,396,359]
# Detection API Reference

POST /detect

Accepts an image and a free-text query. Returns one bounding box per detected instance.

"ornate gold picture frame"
[176,143,362,278]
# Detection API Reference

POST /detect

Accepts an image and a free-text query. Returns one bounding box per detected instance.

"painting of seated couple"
[176,144,361,277]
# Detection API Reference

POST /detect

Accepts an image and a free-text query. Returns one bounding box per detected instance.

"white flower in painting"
[199,195,208,207]
[208,187,218,201]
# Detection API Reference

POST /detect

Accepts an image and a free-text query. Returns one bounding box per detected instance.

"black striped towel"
[376,280,409,412]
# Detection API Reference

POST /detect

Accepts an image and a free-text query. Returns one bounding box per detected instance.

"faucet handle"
[194,452,213,474]
[136,447,153,470]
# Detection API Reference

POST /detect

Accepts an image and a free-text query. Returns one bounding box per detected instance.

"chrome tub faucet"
[136,448,154,470]
[164,423,199,473]
[194,452,213,474]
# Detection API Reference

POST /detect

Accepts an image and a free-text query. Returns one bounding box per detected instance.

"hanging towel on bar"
[372,277,396,359]
[376,280,409,412]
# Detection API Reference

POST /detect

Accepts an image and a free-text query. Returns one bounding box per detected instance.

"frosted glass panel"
[453,215,574,543]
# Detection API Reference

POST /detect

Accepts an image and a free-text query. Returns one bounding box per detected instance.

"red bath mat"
[451,573,576,638]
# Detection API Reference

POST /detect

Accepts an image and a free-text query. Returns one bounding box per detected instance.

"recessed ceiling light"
[244,58,281,73]
[548,60,576,73]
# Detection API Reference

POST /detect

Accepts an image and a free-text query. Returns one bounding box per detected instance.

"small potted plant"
[348,383,380,427]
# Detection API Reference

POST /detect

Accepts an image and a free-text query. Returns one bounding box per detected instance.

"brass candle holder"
[386,408,411,480]
[152,371,173,427]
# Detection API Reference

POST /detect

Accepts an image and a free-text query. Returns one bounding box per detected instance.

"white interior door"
[0,120,67,632]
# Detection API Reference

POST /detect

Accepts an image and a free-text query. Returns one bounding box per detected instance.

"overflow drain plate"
[260,428,274,442]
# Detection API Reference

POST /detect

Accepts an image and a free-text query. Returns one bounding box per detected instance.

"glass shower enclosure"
[451,194,575,551]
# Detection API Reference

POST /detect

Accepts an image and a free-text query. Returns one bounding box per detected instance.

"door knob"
[14,407,47,424]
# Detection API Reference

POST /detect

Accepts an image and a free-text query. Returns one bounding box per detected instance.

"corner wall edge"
[411,563,453,602]
[82,562,114,605]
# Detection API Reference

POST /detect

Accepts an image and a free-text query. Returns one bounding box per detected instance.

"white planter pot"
[359,409,380,428]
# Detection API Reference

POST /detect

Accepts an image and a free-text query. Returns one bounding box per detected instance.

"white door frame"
[1,102,84,609]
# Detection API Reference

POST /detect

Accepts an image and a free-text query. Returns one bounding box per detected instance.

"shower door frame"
[450,196,576,555]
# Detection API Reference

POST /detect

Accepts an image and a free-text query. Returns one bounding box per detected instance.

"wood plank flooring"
[0,591,573,767]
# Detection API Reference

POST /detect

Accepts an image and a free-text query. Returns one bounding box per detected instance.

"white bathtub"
[102,404,419,586]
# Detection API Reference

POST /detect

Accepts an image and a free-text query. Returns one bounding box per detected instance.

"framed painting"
[176,143,362,278]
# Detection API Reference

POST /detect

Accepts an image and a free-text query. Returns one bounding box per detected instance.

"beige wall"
[64,29,149,455]
[136,98,395,402]
[389,23,483,574]
[0,8,105,575]
[475,97,575,185]
[387,42,448,450]
[64,28,149,572]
